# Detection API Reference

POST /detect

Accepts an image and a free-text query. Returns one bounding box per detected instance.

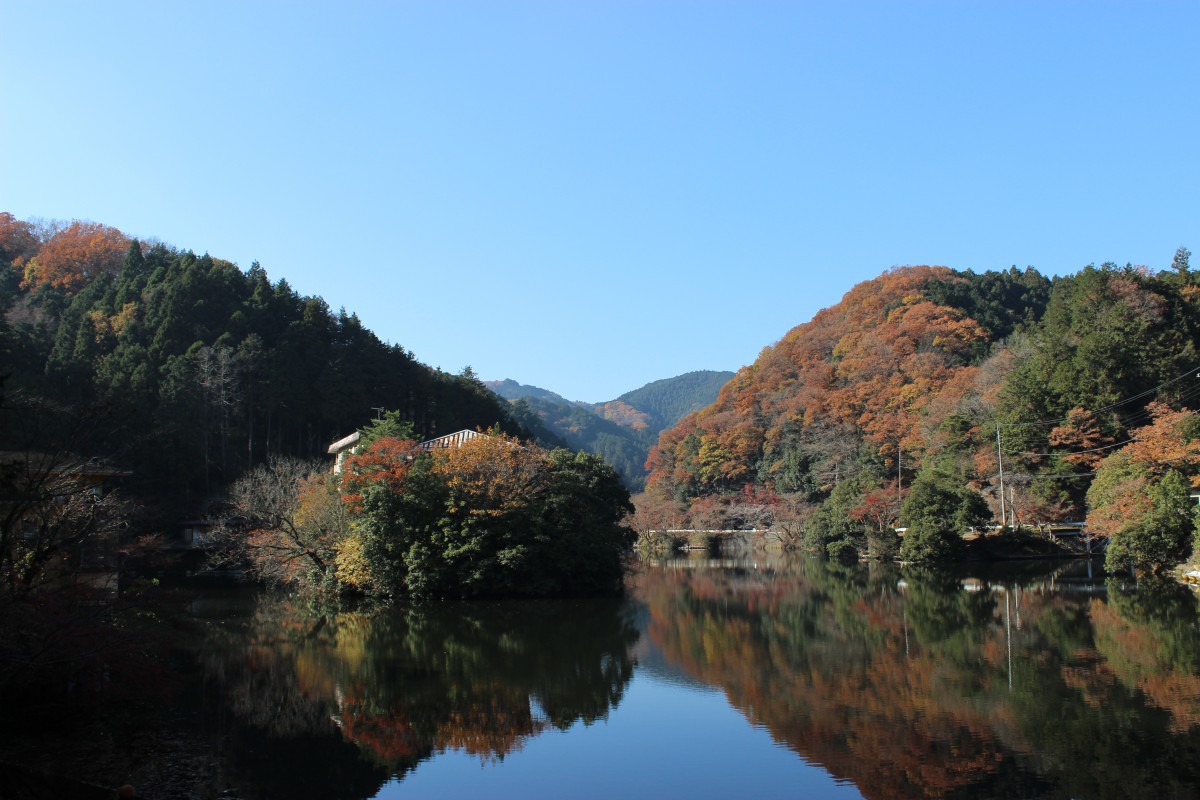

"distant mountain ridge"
[485,379,571,405]
[483,370,734,490]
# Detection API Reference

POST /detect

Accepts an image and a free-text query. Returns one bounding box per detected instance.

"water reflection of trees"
[200,594,638,798]
[632,558,1200,799]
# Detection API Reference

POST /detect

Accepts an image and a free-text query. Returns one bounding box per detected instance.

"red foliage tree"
[339,436,423,512]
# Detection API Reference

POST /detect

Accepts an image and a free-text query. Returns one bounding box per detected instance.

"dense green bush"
[352,434,634,602]
[899,470,989,562]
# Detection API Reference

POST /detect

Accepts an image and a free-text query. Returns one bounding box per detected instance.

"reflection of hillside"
[631,558,1200,799]
[1091,582,1200,733]
[201,596,639,797]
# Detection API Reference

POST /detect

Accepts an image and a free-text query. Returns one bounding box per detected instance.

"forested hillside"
[0,214,531,517]
[505,395,657,490]
[642,255,1200,570]
[484,371,734,490]
[616,370,735,430]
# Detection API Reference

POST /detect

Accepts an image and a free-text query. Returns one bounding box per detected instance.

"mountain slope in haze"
[486,379,570,405]
[511,396,657,490]
[616,370,736,430]
[483,370,735,490]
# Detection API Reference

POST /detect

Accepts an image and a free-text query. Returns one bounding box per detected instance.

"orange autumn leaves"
[1084,402,1200,543]
[5,217,130,294]
[1047,407,1113,470]
[1122,402,1200,484]
[339,432,541,519]
[1046,400,1200,479]
[647,266,988,498]
[431,433,544,519]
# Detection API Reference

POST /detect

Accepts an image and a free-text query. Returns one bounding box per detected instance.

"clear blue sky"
[3,1,1198,402]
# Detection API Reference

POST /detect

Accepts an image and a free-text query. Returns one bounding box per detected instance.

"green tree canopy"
[899,470,990,562]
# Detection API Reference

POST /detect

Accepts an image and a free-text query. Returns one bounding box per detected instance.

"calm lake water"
[80,555,1200,798]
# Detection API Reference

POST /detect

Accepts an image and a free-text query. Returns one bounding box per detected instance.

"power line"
[1001,363,1200,429]
[997,364,1200,459]
[993,366,1200,515]
[1015,438,1135,459]
[1005,471,1100,480]
[1117,382,1200,427]
[1011,404,1200,458]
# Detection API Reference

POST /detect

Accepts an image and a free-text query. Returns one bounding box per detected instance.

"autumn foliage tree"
[1048,407,1115,470]
[850,485,903,560]
[17,220,129,294]
[340,435,423,512]
[403,432,550,600]
[0,213,38,269]
[1086,403,1200,573]
[1122,402,1200,480]
[344,431,633,602]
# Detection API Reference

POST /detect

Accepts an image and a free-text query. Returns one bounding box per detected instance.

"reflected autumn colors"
[631,556,1200,799]
[22,559,1199,798]
[196,595,639,799]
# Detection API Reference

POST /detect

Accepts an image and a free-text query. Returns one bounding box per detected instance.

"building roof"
[327,428,491,466]
[419,429,484,451]
[327,431,362,455]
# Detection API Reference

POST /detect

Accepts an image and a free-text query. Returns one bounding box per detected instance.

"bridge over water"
[646,529,771,550]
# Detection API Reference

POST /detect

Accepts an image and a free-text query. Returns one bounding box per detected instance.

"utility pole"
[897,443,902,508]
[1006,588,1013,693]
[996,424,1007,528]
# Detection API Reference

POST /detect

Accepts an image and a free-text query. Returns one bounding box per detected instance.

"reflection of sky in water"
[377,669,863,799]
